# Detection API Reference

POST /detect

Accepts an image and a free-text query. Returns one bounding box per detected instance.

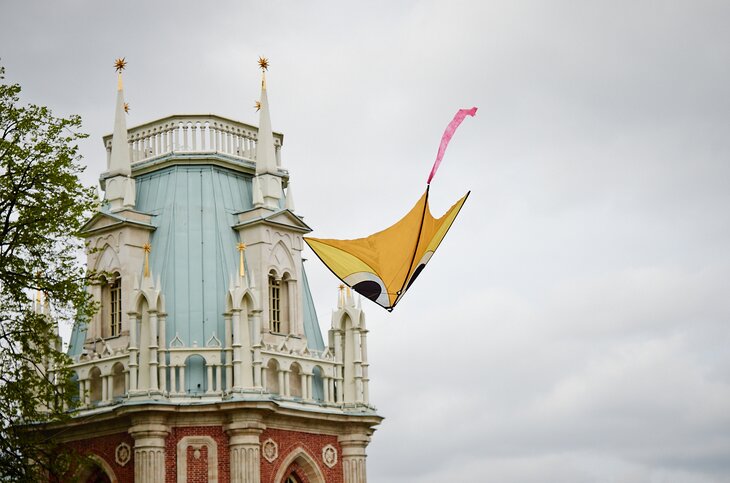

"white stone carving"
[322,444,338,468]
[115,442,131,466]
[262,438,278,463]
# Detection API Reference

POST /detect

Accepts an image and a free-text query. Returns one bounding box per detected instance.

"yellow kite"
[304,107,477,311]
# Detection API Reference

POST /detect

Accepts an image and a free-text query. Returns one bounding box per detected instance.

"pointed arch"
[132,289,160,314]
[333,311,354,332]
[269,240,295,274]
[94,244,122,274]
[273,447,326,483]
[228,287,257,312]
[75,453,118,483]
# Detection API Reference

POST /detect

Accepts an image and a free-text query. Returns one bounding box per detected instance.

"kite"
[304,107,477,311]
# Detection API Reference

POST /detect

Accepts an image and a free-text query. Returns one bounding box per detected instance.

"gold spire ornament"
[237,242,246,277]
[114,57,127,91]
[114,58,128,72]
[124,102,130,114]
[258,56,269,89]
[143,242,151,277]
[254,100,262,112]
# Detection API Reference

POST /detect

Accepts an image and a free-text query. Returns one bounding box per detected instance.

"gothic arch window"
[269,269,295,335]
[100,273,122,338]
[269,271,281,333]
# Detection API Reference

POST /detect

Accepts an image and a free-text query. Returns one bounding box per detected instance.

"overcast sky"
[3,1,730,481]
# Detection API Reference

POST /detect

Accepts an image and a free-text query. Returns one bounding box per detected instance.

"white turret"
[329,286,370,406]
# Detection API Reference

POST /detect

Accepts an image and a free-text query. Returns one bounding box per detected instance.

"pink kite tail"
[427,107,478,184]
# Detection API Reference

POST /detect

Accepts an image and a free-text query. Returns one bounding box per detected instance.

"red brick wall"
[66,432,135,483]
[259,429,342,483]
[187,444,209,482]
[165,426,230,483]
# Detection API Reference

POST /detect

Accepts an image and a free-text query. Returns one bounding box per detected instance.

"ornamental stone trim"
[322,444,337,468]
[115,442,131,466]
[262,438,278,463]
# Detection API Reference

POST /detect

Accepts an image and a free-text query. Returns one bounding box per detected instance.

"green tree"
[0,64,96,481]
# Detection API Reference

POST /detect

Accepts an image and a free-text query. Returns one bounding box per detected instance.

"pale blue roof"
[69,163,324,356]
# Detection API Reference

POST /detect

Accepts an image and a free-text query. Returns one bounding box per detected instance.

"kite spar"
[304,107,477,311]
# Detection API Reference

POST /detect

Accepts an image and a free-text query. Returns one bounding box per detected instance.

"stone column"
[158,312,167,393]
[128,312,139,391]
[339,433,370,483]
[252,310,263,389]
[231,309,242,389]
[286,279,298,335]
[225,418,265,483]
[239,310,254,388]
[148,311,159,391]
[224,312,233,390]
[129,416,169,483]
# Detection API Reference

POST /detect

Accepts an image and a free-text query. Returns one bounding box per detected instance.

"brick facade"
[63,423,357,482]
[67,432,135,482]
[259,429,343,483]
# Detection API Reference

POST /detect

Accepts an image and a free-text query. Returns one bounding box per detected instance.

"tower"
[56,60,381,482]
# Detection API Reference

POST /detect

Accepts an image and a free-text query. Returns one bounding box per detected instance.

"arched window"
[111,362,125,398]
[269,272,281,333]
[185,355,207,394]
[312,366,325,402]
[89,367,102,404]
[265,359,280,395]
[289,363,303,398]
[100,273,122,338]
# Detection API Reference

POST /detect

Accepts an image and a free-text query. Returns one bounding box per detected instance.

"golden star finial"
[254,100,261,112]
[237,242,246,252]
[258,56,269,71]
[143,242,151,253]
[338,283,345,291]
[124,102,130,114]
[114,57,128,73]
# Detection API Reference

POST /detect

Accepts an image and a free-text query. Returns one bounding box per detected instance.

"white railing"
[103,114,283,166]
[68,342,339,408]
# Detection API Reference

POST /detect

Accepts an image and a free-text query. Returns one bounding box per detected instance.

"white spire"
[255,71,278,176]
[104,59,136,211]
[252,58,283,210]
[109,71,131,176]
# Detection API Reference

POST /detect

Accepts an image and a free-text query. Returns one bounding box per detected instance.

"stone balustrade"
[102,114,283,166]
[67,339,355,409]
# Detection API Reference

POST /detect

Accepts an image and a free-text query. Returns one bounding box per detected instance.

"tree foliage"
[0,64,96,481]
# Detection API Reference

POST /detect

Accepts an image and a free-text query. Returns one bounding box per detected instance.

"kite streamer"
[427,107,478,184]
